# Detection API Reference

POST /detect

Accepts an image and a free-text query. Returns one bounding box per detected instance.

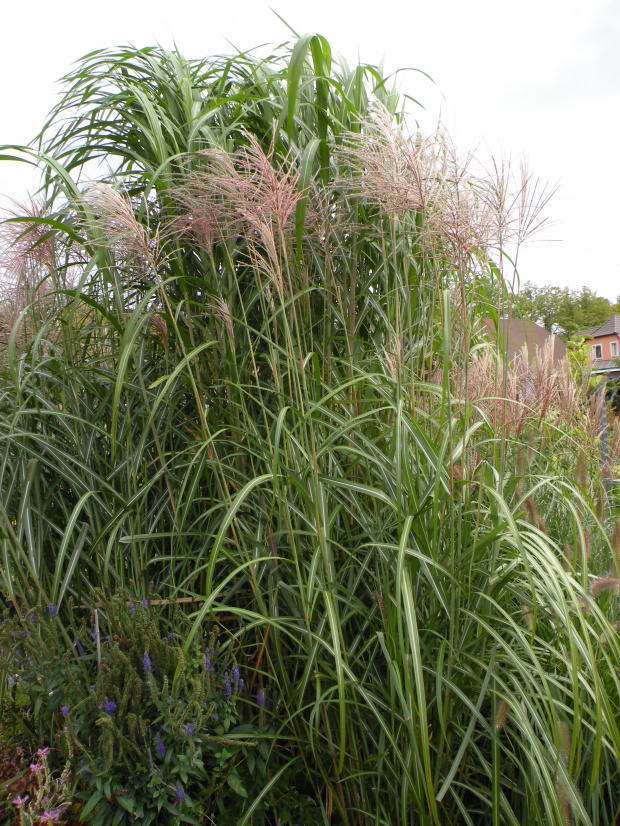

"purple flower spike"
[238,678,245,691]
[176,783,185,803]
[129,599,135,614]
[104,699,117,714]
[167,633,174,641]
[224,672,232,696]
[186,722,194,738]
[143,652,152,673]
[28,614,34,622]
[49,605,57,619]
[233,663,240,682]
[257,689,265,709]
[61,706,69,717]
[156,733,165,758]
[141,598,148,609]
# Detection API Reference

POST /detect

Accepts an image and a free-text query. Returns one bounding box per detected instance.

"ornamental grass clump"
[2,33,620,825]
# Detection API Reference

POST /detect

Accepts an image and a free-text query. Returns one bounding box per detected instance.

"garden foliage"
[1,35,620,825]
[1,593,263,824]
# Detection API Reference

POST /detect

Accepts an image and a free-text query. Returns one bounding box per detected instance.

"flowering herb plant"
[0,590,259,825]
[11,747,72,825]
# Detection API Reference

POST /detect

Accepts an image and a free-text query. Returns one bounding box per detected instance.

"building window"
[612,341,618,358]
[593,344,603,359]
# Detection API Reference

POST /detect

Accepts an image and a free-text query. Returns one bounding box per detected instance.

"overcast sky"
[1,0,618,299]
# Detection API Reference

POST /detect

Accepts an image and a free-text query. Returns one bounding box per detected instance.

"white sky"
[1,0,619,299]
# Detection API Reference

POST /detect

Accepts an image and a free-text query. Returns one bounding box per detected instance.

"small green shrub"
[0,591,263,825]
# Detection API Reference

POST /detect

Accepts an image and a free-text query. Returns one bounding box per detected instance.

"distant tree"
[515,282,616,338]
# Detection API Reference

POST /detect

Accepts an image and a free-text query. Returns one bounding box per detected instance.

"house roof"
[591,360,620,376]
[482,317,567,366]
[576,315,620,339]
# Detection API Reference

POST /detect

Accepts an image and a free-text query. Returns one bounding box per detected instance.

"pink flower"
[12,794,29,808]
[37,747,51,759]
[30,763,40,773]
[40,811,60,822]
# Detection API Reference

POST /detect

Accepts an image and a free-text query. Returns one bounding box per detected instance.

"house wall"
[589,334,620,361]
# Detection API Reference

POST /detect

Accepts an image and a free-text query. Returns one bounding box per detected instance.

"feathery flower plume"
[590,575,620,598]
[335,106,443,219]
[575,597,591,614]
[555,779,572,826]
[558,721,571,768]
[579,530,591,563]
[81,183,161,278]
[208,296,235,346]
[576,448,587,490]
[170,131,302,299]
[524,497,538,525]
[0,199,59,329]
[522,605,535,631]
[494,699,510,731]
[149,313,169,351]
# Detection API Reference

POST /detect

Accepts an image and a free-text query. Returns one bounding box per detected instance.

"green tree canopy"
[515,281,620,337]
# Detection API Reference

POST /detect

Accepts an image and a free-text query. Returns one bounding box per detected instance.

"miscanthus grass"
[1,35,620,825]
